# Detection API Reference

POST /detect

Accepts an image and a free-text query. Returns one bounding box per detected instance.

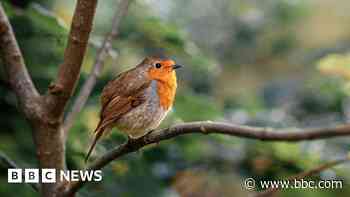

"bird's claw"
[127,135,137,143]
[144,129,155,137]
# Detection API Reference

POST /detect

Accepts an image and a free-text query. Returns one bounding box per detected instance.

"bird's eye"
[155,63,162,68]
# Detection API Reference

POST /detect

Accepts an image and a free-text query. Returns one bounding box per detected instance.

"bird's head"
[140,57,182,83]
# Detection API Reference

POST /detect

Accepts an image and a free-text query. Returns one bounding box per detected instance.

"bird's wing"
[100,67,146,111]
[97,82,150,133]
[85,70,150,162]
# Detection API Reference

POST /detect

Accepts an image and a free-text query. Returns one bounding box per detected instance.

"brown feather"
[86,56,179,161]
[85,69,151,162]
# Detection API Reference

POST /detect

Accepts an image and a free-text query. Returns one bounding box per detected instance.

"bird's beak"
[172,64,183,70]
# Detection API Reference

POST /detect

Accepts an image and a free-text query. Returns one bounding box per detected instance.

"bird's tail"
[85,124,105,163]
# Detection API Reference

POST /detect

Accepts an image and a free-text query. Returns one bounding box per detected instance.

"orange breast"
[156,72,177,109]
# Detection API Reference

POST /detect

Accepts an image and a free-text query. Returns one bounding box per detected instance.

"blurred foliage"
[1,0,350,197]
[318,53,350,92]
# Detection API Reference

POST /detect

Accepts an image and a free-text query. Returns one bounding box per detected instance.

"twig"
[65,121,350,194]
[255,156,350,197]
[45,0,98,119]
[0,3,40,116]
[63,0,133,137]
[0,151,40,192]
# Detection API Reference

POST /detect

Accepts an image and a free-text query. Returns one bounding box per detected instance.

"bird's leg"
[127,135,136,142]
[142,129,161,146]
[126,135,143,154]
[144,129,155,137]
[127,135,139,147]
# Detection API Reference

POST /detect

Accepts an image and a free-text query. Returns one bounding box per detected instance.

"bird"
[85,56,182,161]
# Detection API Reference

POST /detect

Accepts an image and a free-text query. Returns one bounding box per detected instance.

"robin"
[85,56,182,161]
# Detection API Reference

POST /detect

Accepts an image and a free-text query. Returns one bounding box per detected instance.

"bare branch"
[45,0,98,119]
[0,3,39,115]
[66,121,350,194]
[0,151,40,192]
[63,0,133,136]
[26,1,98,196]
[255,156,350,197]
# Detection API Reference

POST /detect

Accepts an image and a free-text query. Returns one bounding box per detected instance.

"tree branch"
[63,0,133,137]
[25,1,98,196]
[0,3,40,116]
[255,156,350,197]
[45,0,98,119]
[65,121,350,194]
[0,151,40,192]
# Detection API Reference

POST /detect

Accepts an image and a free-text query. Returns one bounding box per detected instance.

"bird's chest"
[115,81,170,137]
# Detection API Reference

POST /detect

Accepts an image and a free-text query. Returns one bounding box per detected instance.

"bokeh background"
[1,0,350,196]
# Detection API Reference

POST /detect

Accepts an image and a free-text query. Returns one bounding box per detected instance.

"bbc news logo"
[8,169,102,183]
